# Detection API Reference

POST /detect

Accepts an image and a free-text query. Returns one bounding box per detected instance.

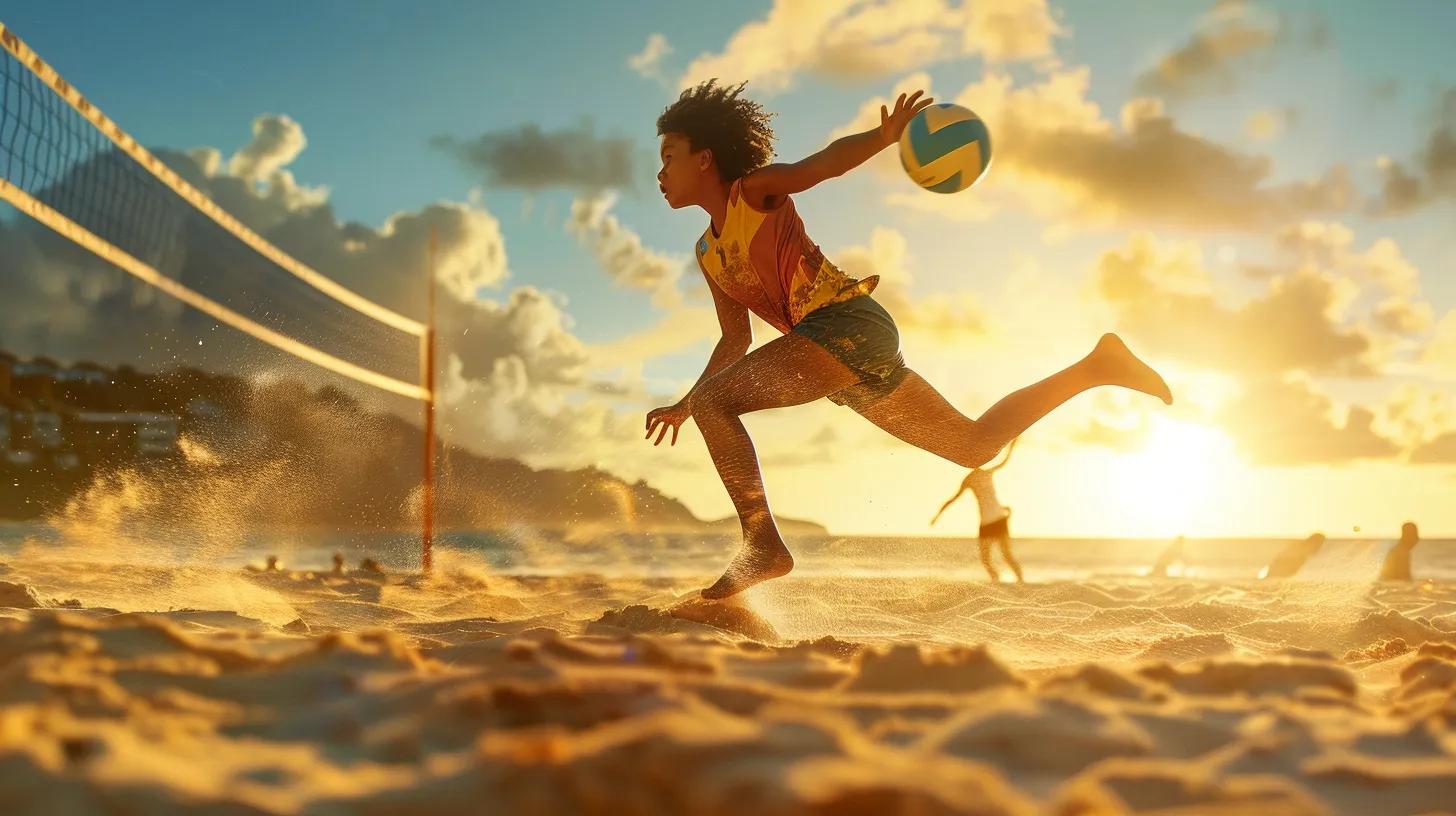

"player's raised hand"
[879,90,935,146]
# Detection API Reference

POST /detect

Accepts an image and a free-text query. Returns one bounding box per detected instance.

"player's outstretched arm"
[930,486,968,526]
[645,267,751,446]
[985,437,1020,473]
[741,90,933,207]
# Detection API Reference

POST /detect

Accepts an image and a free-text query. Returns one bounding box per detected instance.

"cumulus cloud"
[1244,107,1294,142]
[1135,3,1275,99]
[1411,431,1456,464]
[228,114,308,184]
[831,227,987,341]
[835,67,1351,230]
[628,33,674,82]
[1423,310,1456,379]
[1134,1,1326,100]
[566,192,688,308]
[1370,87,1456,215]
[431,122,634,191]
[1094,233,1374,377]
[1378,384,1456,451]
[1068,416,1150,452]
[1218,375,1398,465]
[438,351,618,465]
[585,306,718,382]
[1084,230,1451,466]
[0,115,653,473]
[1270,221,1435,345]
[678,0,1062,95]
[976,79,1351,229]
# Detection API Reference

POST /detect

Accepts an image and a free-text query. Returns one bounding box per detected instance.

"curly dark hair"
[656,80,775,182]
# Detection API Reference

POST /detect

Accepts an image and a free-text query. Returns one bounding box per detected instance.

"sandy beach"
[1,546,1453,815]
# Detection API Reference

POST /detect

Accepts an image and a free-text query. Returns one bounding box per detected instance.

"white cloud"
[628,33,674,81]
[678,0,1062,95]
[566,192,688,308]
[832,227,987,341]
[228,114,308,185]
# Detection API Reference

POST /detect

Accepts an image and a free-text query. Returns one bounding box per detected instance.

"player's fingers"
[671,424,680,446]
[880,104,889,125]
[907,89,924,106]
[655,424,669,446]
[895,92,907,111]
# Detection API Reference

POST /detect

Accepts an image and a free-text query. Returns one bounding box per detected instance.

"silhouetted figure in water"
[265,555,280,572]
[642,85,1175,600]
[332,552,346,575]
[1260,533,1325,579]
[359,557,384,575]
[1378,522,1420,581]
[931,438,1023,582]
[1151,536,1185,578]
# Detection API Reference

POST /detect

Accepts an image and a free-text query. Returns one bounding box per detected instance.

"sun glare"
[1105,417,1239,537]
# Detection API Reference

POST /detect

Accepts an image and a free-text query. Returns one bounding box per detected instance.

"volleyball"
[898,103,991,194]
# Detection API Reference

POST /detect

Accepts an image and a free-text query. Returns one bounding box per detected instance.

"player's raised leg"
[853,333,1171,468]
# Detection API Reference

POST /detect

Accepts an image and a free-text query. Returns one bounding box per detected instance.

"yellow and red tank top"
[696,178,877,333]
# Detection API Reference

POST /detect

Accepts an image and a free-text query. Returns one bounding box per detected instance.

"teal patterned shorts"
[792,295,909,412]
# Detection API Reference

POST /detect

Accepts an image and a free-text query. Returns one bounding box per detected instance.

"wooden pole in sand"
[421,228,438,575]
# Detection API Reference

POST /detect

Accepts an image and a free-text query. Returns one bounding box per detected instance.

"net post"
[421,228,438,575]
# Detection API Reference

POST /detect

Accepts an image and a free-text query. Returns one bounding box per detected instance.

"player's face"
[657,133,701,209]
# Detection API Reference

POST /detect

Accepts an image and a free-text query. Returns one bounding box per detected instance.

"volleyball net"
[0,21,439,567]
[0,21,430,401]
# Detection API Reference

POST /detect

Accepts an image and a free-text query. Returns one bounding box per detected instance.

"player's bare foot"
[701,536,794,600]
[1089,333,1173,405]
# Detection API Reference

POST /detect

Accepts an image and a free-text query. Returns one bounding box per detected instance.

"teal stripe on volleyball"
[907,110,990,172]
[927,172,964,194]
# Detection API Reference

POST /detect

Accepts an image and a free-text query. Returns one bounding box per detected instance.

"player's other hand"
[879,90,935,146]
[645,401,692,446]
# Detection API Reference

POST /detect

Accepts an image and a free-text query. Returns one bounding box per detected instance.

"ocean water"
[2,521,1452,583]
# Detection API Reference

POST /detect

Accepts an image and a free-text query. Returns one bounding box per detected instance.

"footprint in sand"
[667,596,780,641]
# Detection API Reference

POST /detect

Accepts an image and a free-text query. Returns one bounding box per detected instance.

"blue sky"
[10,1,1453,330]
[5,1,1456,536]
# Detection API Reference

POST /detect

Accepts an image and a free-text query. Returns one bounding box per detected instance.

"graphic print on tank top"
[696,179,877,333]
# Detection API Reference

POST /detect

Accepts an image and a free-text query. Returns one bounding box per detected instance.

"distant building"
[70,412,180,460]
[55,364,108,384]
[11,358,57,406]
[54,362,112,409]
[30,411,64,450]
[51,450,82,470]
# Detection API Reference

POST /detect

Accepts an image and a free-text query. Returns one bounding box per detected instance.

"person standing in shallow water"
[1378,522,1420,581]
[1150,535,1186,578]
[1260,533,1326,579]
[930,438,1023,582]
[644,81,1174,600]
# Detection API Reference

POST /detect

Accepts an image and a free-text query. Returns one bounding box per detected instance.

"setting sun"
[1102,417,1239,538]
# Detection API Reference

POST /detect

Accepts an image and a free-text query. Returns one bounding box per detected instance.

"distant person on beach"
[930,438,1022,582]
[359,557,384,575]
[332,552,346,575]
[1150,536,1185,578]
[643,81,1173,600]
[1260,533,1325,579]
[1378,522,1420,581]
